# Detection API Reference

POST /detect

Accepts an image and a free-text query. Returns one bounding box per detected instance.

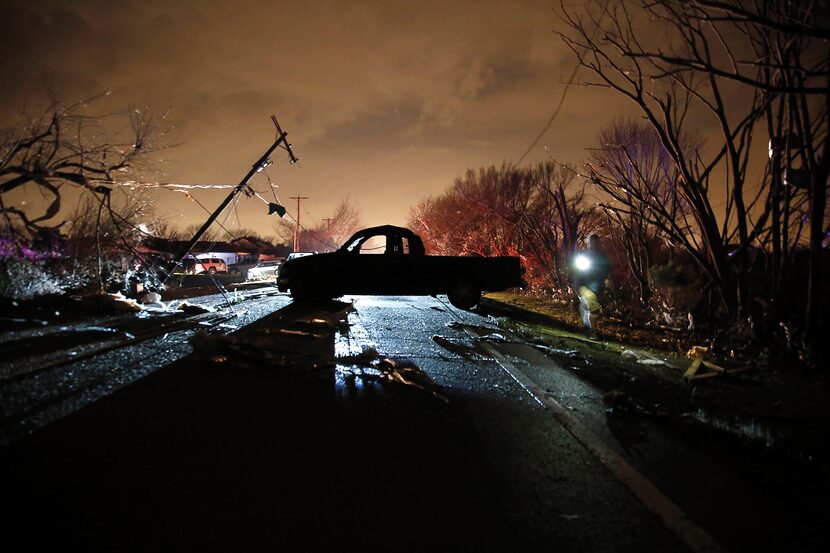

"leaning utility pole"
[290,195,308,252]
[166,115,298,279]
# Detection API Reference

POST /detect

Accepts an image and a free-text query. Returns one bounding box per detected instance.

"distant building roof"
[143,237,291,257]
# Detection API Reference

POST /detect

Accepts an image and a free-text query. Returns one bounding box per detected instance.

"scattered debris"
[276,327,328,338]
[684,345,750,381]
[620,349,669,366]
[139,291,162,304]
[189,316,336,374]
[71,325,136,340]
[87,292,144,312]
[432,335,485,360]
[445,320,502,336]
[176,301,215,314]
[535,344,580,358]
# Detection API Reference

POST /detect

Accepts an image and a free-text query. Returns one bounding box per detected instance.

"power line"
[516,0,612,165]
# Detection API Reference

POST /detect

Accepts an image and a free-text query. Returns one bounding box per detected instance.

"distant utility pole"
[322,218,335,252]
[290,195,308,252]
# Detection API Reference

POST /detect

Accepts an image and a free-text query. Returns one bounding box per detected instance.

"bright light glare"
[574,254,592,271]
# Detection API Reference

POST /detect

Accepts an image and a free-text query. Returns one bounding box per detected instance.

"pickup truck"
[277,225,524,308]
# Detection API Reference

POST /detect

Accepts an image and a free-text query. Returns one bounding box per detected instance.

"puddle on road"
[682,409,778,448]
[335,348,450,405]
[335,311,449,404]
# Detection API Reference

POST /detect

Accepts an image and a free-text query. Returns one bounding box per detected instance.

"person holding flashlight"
[570,233,612,337]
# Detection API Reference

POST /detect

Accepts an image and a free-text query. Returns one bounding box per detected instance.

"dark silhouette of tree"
[1,93,170,244]
[409,162,595,291]
[557,0,828,359]
[275,198,362,252]
[0,93,174,292]
[588,119,691,305]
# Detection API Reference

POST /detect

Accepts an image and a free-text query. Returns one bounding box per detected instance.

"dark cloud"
[1,0,632,234]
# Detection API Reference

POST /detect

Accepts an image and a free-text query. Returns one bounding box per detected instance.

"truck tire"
[290,282,311,301]
[290,282,329,302]
[208,267,217,275]
[448,279,481,309]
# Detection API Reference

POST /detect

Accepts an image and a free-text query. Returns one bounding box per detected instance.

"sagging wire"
[87,170,331,294]
[85,186,244,356]
[515,0,612,165]
[252,170,336,251]
[87,187,167,293]
[174,190,243,242]
[182,192,244,312]
[89,178,237,190]
[256,169,339,251]
[88,186,236,310]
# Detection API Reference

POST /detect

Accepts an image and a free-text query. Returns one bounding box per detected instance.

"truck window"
[358,235,386,254]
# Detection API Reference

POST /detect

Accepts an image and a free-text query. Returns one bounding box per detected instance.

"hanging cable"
[515,0,612,165]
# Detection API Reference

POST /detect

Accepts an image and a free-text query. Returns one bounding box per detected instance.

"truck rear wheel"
[290,282,312,301]
[291,282,333,302]
[448,279,481,309]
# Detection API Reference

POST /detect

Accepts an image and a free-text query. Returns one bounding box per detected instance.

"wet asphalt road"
[2,292,826,551]
[340,296,688,551]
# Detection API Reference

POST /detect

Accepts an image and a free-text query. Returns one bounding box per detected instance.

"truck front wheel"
[291,281,333,302]
[448,279,481,309]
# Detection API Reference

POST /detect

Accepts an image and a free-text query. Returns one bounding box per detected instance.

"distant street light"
[574,254,592,271]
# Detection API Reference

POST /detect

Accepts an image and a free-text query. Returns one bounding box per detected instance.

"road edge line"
[478,340,727,553]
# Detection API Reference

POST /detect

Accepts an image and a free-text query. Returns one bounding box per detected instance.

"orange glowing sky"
[2,0,641,238]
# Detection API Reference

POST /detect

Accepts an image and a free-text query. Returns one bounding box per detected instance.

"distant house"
[139,236,291,265]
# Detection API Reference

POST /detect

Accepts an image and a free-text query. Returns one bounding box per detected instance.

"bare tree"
[150,219,185,241]
[409,162,595,291]
[588,119,693,304]
[64,191,157,288]
[0,94,170,244]
[635,0,829,343]
[558,0,825,314]
[0,93,173,294]
[529,161,596,286]
[183,224,222,244]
